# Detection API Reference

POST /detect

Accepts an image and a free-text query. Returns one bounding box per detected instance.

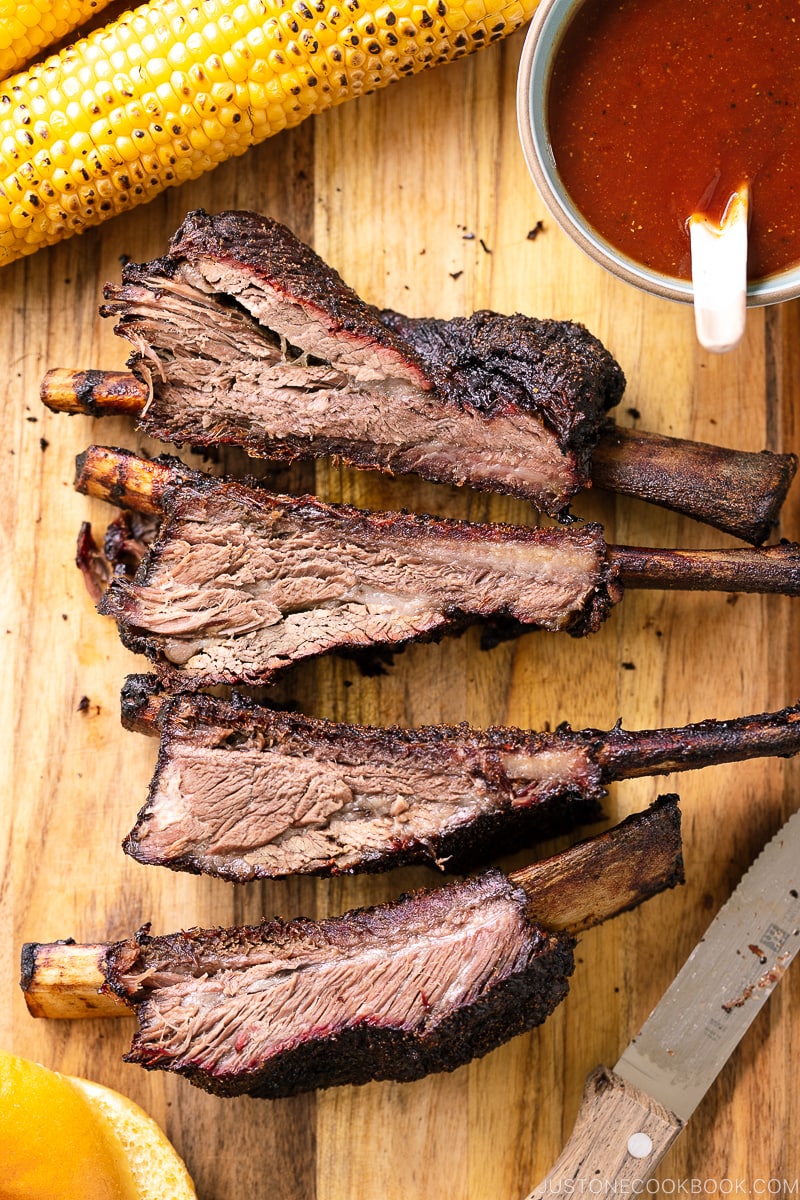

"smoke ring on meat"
[101,209,626,518]
[92,461,621,688]
[103,870,576,1098]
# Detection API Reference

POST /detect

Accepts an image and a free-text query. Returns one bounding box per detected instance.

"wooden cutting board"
[2,25,799,1200]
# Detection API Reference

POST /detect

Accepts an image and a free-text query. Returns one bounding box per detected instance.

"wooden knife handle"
[525,1066,684,1199]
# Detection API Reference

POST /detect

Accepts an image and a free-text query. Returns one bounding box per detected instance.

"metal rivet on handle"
[627,1133,654,1159]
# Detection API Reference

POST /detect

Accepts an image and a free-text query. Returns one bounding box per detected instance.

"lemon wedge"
[0,1049,196,1200]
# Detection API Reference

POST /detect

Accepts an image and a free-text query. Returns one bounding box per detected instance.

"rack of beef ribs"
[41,208,796,544]
[118,680,800,882]
[75,445,800,690]
[20,798,682,1098]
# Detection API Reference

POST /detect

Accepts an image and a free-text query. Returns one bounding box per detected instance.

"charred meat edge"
[100,208,625,515]
[120,681,800,882]
[95,798,682,1098]
[19,796,684,1043]
[83,453,619,688]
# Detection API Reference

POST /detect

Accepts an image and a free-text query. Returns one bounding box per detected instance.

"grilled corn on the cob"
[0,0,116,81]
[0,0,534,266]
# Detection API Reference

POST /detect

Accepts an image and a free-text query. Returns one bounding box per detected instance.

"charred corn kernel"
[0,0,539,264]
[0,0,118,81]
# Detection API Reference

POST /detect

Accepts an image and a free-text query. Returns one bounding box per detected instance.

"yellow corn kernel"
[0,0,118,81]
[0,0,539,266]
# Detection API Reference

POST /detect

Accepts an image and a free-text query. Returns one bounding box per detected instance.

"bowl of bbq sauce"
[517,0,800,311]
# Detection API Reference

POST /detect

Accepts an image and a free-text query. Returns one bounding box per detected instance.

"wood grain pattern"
[1,26,799,1200]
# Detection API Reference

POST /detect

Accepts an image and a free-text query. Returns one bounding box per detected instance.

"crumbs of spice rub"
[479,238,492,254]
[722,983,754,1012]
[626,407,642,420]
[622,662,636,670]
[40,437,49,451]
[527,221,545,240]
[450,270,463,279]
[77,695,90,713]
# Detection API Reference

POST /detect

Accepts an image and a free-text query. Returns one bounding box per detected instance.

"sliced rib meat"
[104,870,575,1097]
[121,685,800,882]
[76,446,800,689]
[122,686,604,880]
[101,208,625,516]
[95,467,619,688]
[20,798,684,1093]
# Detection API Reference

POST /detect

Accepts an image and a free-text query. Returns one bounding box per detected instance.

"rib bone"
[44,365,798,545]
[41,206,797,543]
[74,446,800,689]
[117,682,800,881]
[20,798,682,1105]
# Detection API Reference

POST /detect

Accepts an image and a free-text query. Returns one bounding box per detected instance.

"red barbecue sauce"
[547,1,800,281]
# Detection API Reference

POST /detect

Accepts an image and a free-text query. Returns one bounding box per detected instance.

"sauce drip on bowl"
[547,0,800,281]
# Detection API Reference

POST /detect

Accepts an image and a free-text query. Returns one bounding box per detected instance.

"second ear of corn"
[0,0,116,81]
[0,0,535,267]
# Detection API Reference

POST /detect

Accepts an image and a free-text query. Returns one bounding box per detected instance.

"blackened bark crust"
[103,873,575,1098]
[378,307,622,467]
[95,468,620,689]
[102,210,625,514]
[122,687,606,880]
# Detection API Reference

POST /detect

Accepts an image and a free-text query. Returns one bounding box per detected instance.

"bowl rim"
[515,0,800,308]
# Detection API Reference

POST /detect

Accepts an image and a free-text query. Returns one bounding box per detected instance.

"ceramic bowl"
[515,0,800,308]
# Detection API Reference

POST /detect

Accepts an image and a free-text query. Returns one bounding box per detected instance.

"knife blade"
[526,807,800,1197]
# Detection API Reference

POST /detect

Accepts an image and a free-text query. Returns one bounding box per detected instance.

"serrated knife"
[527,808,800,1197]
